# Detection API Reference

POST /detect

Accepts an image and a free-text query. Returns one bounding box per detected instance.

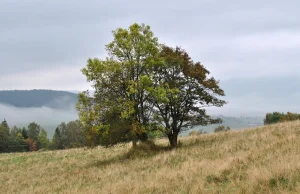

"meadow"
[2,121,300,193]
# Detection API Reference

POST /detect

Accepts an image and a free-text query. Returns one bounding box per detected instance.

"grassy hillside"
[1,121,300,193]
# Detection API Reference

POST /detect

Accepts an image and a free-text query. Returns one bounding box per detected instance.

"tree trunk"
[168,132,178,148]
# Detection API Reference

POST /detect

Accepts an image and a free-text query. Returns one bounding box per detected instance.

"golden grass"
[2,121,300,194]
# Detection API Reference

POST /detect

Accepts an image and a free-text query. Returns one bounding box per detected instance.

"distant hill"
[0,90,78,109]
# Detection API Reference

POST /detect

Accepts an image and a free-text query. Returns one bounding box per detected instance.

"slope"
[1,121,300,193]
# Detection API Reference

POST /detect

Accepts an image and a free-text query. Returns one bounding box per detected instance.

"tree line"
[0,119,85,153]
[264,112,300,125]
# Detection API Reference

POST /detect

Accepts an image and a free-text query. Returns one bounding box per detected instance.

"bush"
[214,125,230,133]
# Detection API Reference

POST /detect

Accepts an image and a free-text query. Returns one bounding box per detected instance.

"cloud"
[0,64,91,91]
[0,103,78,137]
[1,0,300,116]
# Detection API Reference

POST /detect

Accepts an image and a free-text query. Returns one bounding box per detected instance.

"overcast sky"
[1,0,300,116]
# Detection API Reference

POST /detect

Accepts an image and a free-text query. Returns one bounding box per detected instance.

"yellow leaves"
[128,81,138,95]
[129,121,147,136]
[91,125,100,134]
[121,101,135,119]
[17,133,23,138]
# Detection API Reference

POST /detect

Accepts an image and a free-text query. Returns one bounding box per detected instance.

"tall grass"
[2,121,300,193]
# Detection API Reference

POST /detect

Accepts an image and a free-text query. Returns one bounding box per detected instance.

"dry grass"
[2,121,300,193]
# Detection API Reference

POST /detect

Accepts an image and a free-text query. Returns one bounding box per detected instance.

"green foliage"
[7,133,26,152]
[264,112,285,124]
[214,125,231,133]
[65,120,85,148]
[1,119,9,128]
[264,112,300,125]
[27,122,41,142]
[52,127,63,149]
[10,126,22,137]
[78,23,162,147]
[21,127,29,139]
[0,120,53,152]
[38,129,49,150]
[0,119,86,152]
[149,46,226,147]
[51,120,85,149]
[147,130,164,139]
[7,125,27,153]
[78,23,226,148]
[0,119,10,152]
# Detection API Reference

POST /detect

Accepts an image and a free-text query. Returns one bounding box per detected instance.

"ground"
[2,121,300,193]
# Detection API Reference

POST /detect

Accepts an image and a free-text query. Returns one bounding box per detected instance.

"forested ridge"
[0,90,77,108]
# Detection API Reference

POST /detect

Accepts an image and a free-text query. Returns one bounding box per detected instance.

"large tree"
[78,23,161,146]
[148,46,226,147]
[78,23,226,148]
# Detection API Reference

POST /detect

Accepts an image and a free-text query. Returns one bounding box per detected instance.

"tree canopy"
[149,46,226,146]
[77,23,226,148]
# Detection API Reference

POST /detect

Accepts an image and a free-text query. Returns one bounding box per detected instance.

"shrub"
[214,125,230,133]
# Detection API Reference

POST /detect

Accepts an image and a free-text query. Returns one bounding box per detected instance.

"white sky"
[1,0,299,115]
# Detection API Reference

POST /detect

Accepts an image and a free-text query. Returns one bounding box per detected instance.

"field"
[2,121,300,193]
